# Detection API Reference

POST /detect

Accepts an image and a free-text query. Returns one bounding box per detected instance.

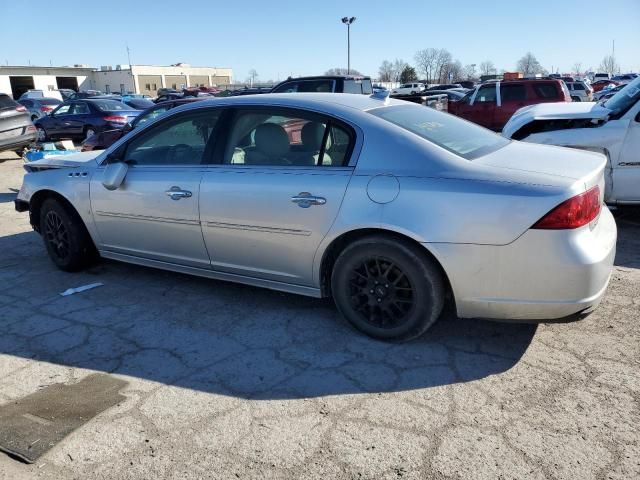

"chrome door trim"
[203,221,312,236]
[99,250,322,298]
[94,211,200,226]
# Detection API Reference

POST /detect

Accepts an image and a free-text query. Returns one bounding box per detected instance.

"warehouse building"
[0,63,233,99]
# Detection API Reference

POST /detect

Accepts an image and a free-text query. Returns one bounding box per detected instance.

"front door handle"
[165,186,192,200]
[291,192,326,208]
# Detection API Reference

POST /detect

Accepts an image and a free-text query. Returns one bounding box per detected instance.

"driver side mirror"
[102,161,128,190]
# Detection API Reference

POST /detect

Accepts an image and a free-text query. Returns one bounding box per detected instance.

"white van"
[392,83,426,96]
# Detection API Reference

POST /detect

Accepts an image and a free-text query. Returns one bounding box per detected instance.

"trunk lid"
[474,141,606,193]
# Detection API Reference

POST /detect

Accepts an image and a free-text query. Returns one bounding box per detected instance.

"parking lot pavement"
[0,151,638,480]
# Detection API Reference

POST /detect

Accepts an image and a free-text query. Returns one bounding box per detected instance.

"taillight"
[40,106,53,112]
[103,115,127,123]
[26,125,36,132]
[16,105,26,112]
[532,186,601,230]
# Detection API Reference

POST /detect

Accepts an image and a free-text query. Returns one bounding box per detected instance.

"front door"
[200,107,357,286]
[90,107,221,268]
[614,111,640,202]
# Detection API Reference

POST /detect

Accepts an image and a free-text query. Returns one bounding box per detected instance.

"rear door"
[199,107,357,286]
[64,101,92,137]
[496,83,527,130]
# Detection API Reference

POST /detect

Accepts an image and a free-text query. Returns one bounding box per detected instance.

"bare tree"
[442,60,463,83]
[325,67,363,76]
[516,52,545,76]
[462,64,477,81]
[435,49,453,83]
[479,60,496,76]
[378,60,394,82]
[392,59,407,83]
[414,48,439,82]
[572,62,582,75]
[247,69,258,86]
[599,55,619,74]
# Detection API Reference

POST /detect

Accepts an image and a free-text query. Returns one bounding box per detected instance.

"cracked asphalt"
[0,151,638,479]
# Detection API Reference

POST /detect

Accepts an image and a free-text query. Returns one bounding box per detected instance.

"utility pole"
[126,43,132,67]
[341,17,356,75]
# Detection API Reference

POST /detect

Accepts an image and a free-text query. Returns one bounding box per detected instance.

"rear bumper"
[0,131,36,152]
[427,207,617,321]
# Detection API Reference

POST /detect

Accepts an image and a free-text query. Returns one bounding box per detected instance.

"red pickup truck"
[448,79,571,131]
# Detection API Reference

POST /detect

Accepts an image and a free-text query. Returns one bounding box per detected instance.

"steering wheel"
[167,143,193,164]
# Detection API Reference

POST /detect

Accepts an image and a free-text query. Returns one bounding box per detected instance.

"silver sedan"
[15,93,617,341]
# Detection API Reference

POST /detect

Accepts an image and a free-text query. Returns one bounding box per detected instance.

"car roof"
[175,92,403,113]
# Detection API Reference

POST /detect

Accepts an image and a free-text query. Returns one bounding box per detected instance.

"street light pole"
[341,17,356,75]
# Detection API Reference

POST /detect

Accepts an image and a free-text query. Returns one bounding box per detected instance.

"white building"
[0,63,233,99]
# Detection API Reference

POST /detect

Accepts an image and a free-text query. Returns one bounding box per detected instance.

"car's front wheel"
[84,127,96,141]
[331,236,445,341]
[39,198,97,272]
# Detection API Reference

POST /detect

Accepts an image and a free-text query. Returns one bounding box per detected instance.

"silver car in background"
[15,93,616,341]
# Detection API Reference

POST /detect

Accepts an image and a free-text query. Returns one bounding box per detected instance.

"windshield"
[92,100,133,111]
[604,77,640,115]
[369,104,509,160]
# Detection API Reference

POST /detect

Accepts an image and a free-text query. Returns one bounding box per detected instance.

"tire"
[39,198,97,272]
[36,126,48,142]
[411,91,416,95]
[331,235,445,341]
[84,126,96,141]
[571,96,581,102]
[31,115,38,122]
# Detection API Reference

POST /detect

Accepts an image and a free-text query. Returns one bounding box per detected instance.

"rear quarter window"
[0,94,18,110]
[343,80,363,94]
[533,83,559,99]
[369,104,509,160]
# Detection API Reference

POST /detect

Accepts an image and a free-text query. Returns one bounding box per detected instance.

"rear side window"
[574,83,585,91]
[369,104,509,160]
[92,100,131,111]
[223,109,353,167]
[0,94,18,110]
[343,80,363,94]
[273,80,334,93]
[533,83,559,98]
[500,84,526,102]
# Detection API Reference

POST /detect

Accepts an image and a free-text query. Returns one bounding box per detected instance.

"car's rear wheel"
[36,126,48,142]
[331,236,445,341]
[39,198,96,272]
[84,127,96,141]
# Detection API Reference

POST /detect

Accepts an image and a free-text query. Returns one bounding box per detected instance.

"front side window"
[223,110,353,167]
[53,104,71,115]
[124,109,220,166]
[369,104,509,160]
[475,85,497,103]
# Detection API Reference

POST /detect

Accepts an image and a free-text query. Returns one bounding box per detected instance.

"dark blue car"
[34,98,141,142]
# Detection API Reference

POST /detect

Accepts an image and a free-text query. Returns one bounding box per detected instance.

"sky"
[1,0,638,82]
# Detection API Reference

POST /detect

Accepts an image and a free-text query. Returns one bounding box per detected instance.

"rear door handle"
[291,192,326,208]
[165,186,192,200]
